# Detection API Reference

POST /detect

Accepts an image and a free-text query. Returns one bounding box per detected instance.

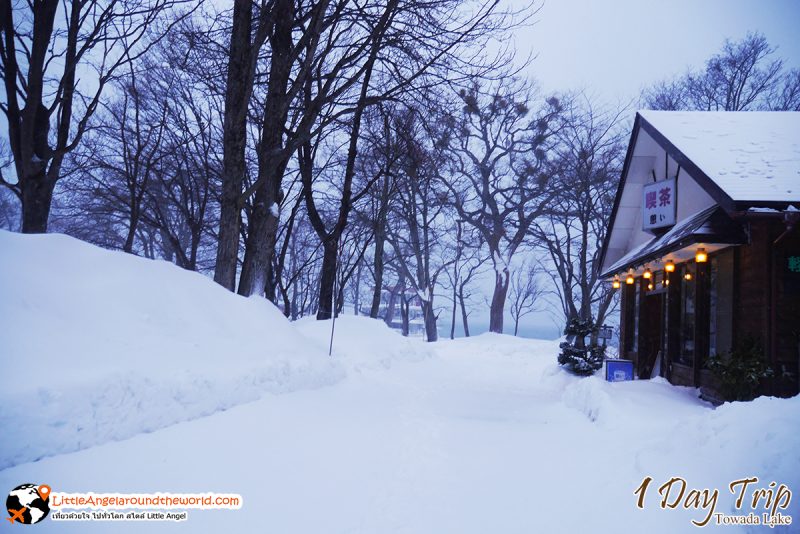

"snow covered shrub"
[557,318,606,376]
[708,336,773,402]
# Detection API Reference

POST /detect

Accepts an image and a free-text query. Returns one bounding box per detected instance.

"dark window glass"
[709,250,734,359]
[679,264,695,366]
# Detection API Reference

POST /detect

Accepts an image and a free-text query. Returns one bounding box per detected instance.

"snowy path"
[5,333,795,533]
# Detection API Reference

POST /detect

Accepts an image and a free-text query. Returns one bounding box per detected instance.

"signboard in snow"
[605,359,634,382]
[598,325,613,340]
[642,178,676,231]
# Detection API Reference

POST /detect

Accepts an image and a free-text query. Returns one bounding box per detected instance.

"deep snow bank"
[0,230,344,469]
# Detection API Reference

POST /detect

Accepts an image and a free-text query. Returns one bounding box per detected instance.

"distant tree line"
[642,32,800,112]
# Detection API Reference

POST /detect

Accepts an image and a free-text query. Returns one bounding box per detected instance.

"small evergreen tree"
[708,337,773,401]
[558,318,605,375]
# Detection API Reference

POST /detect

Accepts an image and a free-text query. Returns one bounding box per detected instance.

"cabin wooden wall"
[734,221,772,350]
[615,217,799,398]
[733,218,799,398]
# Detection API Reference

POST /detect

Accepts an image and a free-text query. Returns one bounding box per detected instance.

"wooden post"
[666,270,681,383]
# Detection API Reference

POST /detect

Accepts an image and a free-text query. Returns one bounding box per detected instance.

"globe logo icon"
[6,484,51,525]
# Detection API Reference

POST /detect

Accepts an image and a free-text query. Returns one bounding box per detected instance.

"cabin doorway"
[639,292,664,379]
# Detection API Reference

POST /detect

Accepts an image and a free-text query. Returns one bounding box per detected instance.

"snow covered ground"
[2,230,799,532]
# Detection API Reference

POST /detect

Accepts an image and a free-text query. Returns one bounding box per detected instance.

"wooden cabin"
[598,111,800,399]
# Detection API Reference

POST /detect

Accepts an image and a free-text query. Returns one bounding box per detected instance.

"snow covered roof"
[638,111,800,202]
[598,111,800,277]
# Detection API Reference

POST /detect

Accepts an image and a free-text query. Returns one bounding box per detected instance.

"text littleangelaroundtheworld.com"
[50,492,242,510]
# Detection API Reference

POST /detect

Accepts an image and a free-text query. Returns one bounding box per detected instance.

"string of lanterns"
[610,247,708,290]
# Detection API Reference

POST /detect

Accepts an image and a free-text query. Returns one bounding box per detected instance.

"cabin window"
[678,263,695,366]
[709,249,734,359]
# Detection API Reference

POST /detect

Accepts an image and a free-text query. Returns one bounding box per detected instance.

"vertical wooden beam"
[619,282,628,356]
[636,278,647,377]
[666,270,681,382]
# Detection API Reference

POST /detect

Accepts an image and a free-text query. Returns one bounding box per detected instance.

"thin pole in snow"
[328,311,336,357]
[329,275,337,356]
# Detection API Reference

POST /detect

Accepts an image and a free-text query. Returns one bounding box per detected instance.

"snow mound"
[295,315,433,371]
[0,230,344,469]
[562,375,708,425]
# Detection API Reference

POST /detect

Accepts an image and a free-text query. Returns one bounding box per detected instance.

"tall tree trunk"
[369,176,390,318]
[238,196,278,297]
[369,240,385,318]
[384,284,397,325]
[458,276,472,337]
[189,228,201,271]
[353,260,362,315]
[400,296,409,336]
[458,293,469,337]
[20,172,55,233]
[422,298,438,342]
[449,221,462,339]
[213,0,254,291]
[291,278,299,319]
[450,289,457,339]
[264,257,276,301]
[237,0,293,297]
[316,239,338,320]
[122,208,139,253]
[369,229,386,318]
[335,284,345,317]
[489,267,509,333]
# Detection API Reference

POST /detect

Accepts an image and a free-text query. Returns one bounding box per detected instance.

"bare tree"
[233,0,519,299]
[298,1,399,318]
[442,219,486,339]
[642,33,799,111]
[442,79,561,333]
[508,259,543,336]
[456,259,484,337]
[0,0,193,233]
[76,69,170,253]
[385,107,454,341]
[530,96,624,332]
[53,23,222,269]
[766,69,800,111]
[334,222,373,316]
[356,105,402,319]
[280,213,322,319]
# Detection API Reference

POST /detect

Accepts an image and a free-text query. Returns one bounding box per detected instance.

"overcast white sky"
[515,0,800,101]
[455,0,800,339]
